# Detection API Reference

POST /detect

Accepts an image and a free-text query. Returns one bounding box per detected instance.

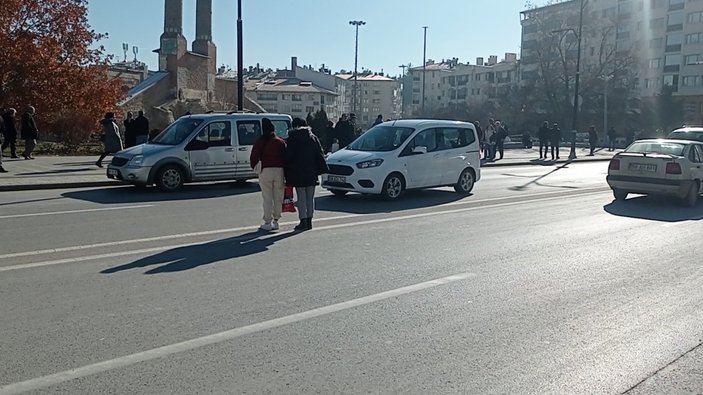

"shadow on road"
[62,181,260,204]
[507,160,577,191]
[16,168,96,176]
[314,189,468,214]
[603,195,703,222]
[101,230,297,274]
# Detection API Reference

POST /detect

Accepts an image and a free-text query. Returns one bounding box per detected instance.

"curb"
[482,157,613,167]
[0,181,123,192]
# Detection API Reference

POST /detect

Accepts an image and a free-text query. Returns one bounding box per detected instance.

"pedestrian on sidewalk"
[2,108,19,158]
[484,121,496,161]
[95,112,123,168]
[134,110,150,145]
[495,121,508,160]
[538,121,550,159]
[588,125,598,156]
[250,118,287,231]
[285,117,328,231]
[123,111,137,148]
[607,126,617,151]
[21,106,39,160]
[550,122,561,160]
[0,128,7,172]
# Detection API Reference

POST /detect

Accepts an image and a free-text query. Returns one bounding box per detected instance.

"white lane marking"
[0,190,608,273]
[0,187,608,260]
[0,205,154,220]
[0,272,475,395]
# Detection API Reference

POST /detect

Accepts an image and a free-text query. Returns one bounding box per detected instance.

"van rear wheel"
[454,168,475,195]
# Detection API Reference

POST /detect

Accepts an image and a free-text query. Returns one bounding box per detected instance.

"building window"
[665,54,682,66]
[688,11,703,23]
[684,54,700,65]
[650,17,665,29]
[650,38,663,48]
[645,78,660,88]
[292,94,302,102]
[305,106,315,113]
[256,92,278,101]
[373,90,381,95]
[667,33,683,45]
[685,33,703,44]
[649,58,662,68]
[292,105,302,113]
[663,74,679,86]
[682,75,703,86]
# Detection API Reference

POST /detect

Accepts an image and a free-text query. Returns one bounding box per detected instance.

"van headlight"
[356,159,383,169]
[129,155,144,166]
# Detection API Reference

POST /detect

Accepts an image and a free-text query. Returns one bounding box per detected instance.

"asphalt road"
[1,162,702,394]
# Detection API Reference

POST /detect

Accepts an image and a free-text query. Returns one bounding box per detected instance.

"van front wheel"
[381,173,404,200]
[155,165,184,192]
[454,168,475,195]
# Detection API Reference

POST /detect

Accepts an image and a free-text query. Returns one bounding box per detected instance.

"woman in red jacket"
[250,118,287,231]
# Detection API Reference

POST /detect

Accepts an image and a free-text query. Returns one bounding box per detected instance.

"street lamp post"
[349,20,366,114]
[600,74,614,141]
[237,0,243,111]
[422,26,428,115]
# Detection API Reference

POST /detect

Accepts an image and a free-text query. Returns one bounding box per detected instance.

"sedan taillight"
[665,162,682,174]
[609,159,620,171]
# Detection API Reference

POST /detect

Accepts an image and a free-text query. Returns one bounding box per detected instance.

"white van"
[322,119,481,199]
[107,113,292,191]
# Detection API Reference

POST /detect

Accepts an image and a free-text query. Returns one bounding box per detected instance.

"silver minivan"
[107,113,292,191]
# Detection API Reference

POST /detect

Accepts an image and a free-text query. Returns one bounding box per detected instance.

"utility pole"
[237,0,243,111]
[569,0,585,160]
[422,26,428,115]
[349,20,366,114]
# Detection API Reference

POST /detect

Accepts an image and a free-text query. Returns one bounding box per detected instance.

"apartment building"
[404,55,519,116]
[251,79,340,120]
[336,73,402,126]
[520,0,703,124]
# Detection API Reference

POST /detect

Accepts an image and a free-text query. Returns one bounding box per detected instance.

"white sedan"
[606,139,703,206]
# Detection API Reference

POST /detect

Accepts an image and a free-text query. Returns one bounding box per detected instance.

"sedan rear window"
[625,141,686,156]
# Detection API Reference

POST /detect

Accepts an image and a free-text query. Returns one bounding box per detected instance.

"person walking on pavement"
[0,121,7,172]
[484,121,496,161]
[2,108,19,158]
[538,120,550,159]
[134,110,150,145]
[250,118,287,231]
[123,111,137,148]
[95,112,123,167]
[607,126,617,151]
[550,122,561,161]
[285,117,328,231]
[21,106,39,160]
[474,120,485,159]
[588,125,598,156]
[335,114,354,148]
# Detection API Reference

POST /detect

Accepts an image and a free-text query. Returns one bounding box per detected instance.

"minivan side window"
[436,128,474,150]
[237,120,262,146]
[402,129,438,155]
[271,120,291,139]
[193,121,231,147]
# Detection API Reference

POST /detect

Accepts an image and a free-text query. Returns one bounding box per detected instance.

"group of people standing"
[0,106,40,173]
[475,119,510,161]
[95,110,149,167]
[250,117,329,232]
[537,121,563,161]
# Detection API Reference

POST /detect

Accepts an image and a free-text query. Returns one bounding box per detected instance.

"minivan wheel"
[682,181,699,207]
[330,189,348,197]
[454,168,475,195]
[155,165,184,192]
[613,189,628,201]
[381,173,404,200]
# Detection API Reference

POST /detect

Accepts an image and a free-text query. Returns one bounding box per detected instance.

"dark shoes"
[23,155,34,160]
[294,218,313,231]
[0,166,7,173]
[95,161,103,168]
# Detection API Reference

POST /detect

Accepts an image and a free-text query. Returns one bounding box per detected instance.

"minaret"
[193,0,217,99]
[159,0,187,71]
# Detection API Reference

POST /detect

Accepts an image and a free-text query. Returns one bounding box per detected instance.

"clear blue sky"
[87,0,540,77]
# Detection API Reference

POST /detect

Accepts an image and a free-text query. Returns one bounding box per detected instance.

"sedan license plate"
[328,175,346,183]
[107,168,119,177]
[629,163,657,172]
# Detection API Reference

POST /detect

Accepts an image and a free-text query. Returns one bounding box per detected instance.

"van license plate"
[328,176,346,183]
[107,169,118,177]
[629,163,656,172]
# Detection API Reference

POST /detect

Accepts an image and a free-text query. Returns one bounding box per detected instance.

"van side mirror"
[412,146,428,155]
[186,139,209,151]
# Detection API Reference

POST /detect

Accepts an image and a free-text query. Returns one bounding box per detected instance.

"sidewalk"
[0,147,617,192]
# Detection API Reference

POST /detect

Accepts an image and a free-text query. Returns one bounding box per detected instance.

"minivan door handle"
[224,148,235,152]
[238,147,248,151]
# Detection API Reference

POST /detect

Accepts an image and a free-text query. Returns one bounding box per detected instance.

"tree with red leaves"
[0,0,125,147]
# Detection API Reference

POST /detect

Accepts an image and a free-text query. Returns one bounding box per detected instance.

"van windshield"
[151,118,204,145]
[348,126,415,152]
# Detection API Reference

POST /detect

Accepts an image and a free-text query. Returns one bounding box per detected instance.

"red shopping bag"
[282,186,296,213]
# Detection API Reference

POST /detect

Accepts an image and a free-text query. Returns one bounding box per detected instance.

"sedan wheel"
[381,173,404,200]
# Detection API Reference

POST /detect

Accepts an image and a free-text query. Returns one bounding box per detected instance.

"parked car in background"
[107,113,292,191]
[668,127,703,142]
[606,139,703,206]
[322,119,481,200]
